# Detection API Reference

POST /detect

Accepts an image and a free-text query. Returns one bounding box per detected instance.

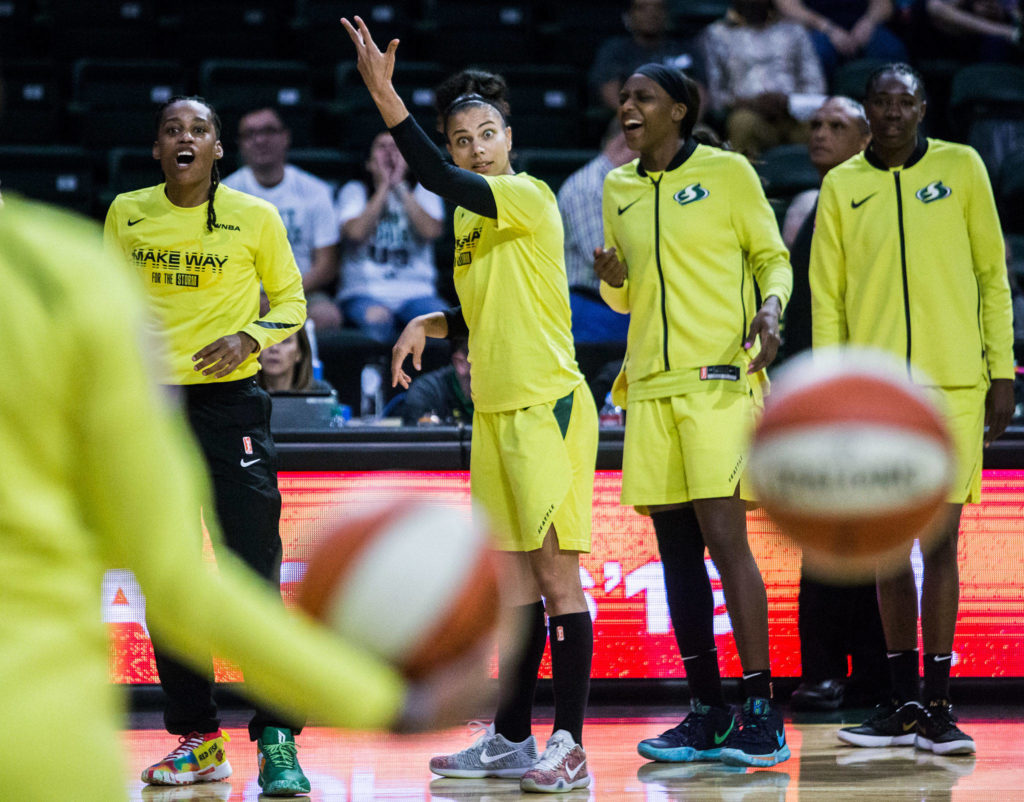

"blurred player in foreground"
[0,197,485,802]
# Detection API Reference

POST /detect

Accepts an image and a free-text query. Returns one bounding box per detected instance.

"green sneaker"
[257,727,311,796]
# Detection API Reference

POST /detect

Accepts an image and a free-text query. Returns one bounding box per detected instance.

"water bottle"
[360,362,384,420]
[599,391,624,428]
[305,319,323,382]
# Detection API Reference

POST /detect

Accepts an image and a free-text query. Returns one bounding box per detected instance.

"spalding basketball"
[298,501,502,679]
[749,348,956,580]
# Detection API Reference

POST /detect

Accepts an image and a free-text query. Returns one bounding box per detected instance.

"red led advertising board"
[107,470,1024,683]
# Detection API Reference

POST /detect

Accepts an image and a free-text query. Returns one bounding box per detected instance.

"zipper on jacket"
[894,171,912,372]
[652,175,670,371]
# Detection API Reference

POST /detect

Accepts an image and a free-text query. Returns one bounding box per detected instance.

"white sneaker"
[429,721,539,779]
[520,730,590,793]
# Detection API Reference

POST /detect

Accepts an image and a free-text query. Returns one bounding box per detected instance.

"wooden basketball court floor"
[124,706,1024,800]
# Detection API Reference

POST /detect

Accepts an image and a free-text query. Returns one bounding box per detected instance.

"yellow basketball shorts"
[925,385,986,504]
[621,387,760,511]
[471,382,598,552]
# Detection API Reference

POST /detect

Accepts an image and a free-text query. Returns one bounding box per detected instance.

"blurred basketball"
[749,348,956,580]
[298,501,502,679]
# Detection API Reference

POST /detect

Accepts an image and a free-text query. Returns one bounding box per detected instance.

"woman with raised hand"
[341,16,599,794]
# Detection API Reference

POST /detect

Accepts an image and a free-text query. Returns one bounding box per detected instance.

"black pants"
[798,564,890,703]
[149,378,303,741]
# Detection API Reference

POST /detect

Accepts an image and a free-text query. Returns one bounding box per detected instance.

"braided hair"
[154,95,223,233]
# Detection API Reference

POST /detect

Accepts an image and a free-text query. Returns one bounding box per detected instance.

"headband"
[635,63,694,106]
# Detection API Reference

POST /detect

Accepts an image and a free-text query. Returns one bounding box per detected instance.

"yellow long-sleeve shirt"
[810,137,1013,387]
[104,184,306,384]
[1,197,402,802]
[600,140,792,402]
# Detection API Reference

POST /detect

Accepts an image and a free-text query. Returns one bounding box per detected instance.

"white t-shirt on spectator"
[223,164,339,277]
[335,180,444,308]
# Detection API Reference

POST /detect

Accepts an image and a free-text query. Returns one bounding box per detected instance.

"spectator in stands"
[557,124,636,344]
[590,0,705,112]
[925,0,1023,62]
[257,326,336,394]
[400,337,473,425]
[224,107,342,331]
[775,0,909,79]
[703,0,827,159]
[336,130,447,343]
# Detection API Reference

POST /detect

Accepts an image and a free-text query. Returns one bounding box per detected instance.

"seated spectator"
[703,0,827,159]
[775,0,909,79]
[589,0,705,112]
[223,107,342,331]
[336,131,447,343]
[400,337,473,425]
[557,124,636,344]
[925,0,1023,62]
[257,327,335,394]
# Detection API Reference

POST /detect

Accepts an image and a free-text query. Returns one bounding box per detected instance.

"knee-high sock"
[493,601,547,742]
[652,507,724,708]
[549,611,593,745]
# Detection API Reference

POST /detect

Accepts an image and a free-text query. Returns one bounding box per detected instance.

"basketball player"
[1,191,487,801]
[595,64,793,768]
[810,63,1014,755]
[342,16,599,793]
[105,96,311,795]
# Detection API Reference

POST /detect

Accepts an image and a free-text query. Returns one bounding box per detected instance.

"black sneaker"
[790,678,845,711]
[719,697,791,768]
[915,699,976,755]
[637,699,737,762]
[838,699,922,747]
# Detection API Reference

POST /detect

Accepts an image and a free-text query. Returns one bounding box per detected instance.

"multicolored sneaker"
[637,699,737,762]
[429,721,539,779]
[719,698,791,768]
[838,700,922,748]
[257,727,311,796]
[915,700,976,755]
[520,730,590,793]
[141,730,232,785]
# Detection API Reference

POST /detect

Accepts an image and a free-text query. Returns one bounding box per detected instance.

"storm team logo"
[916,181,952,204]
[673,183,709,206]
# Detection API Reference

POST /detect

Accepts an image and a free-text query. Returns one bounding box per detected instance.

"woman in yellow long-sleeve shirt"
[595,63,793,769]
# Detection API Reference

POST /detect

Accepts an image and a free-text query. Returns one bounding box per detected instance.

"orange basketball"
[298,501,502,679]
[749,349,956,580]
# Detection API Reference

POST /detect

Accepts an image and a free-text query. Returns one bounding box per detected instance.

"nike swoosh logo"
[127,217,145,226]
[617,197,642,215]
[901,721,916,732]
[479,749,522,764]
[240,457,261,467]
[565,758,586,780]
[851,193,877,209]
[777,731,786,747]
[933,655,953,662]
[713,719,735,745]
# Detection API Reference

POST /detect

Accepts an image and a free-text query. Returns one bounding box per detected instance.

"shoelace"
[449,721,492,756]
[165,733,206,760]
[262,740,299,769]
[532,738,572,770]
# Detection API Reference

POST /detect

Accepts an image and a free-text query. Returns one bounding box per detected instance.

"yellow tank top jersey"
[453,172,583,413]
[600,142,792,402]
[104,183,306,385]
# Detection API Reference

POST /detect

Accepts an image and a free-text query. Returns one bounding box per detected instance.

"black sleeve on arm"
[389,116,498,219]
[443,305,469,339]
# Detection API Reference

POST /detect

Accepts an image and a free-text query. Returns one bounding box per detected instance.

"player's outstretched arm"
[341,15,409,128]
